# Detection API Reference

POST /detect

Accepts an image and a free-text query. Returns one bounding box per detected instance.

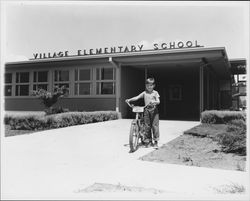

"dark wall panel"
[5,98,116,111]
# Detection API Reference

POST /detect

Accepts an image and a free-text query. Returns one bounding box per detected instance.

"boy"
[125,77,160,147]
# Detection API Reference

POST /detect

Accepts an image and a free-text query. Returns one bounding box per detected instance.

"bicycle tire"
[129,120,140,152]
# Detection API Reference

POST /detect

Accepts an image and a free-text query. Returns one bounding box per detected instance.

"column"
[115,64,121,113]
[206,66,209,110]
[199,65,204,120]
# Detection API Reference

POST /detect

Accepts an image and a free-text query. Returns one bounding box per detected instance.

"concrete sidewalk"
[1,119,249,200]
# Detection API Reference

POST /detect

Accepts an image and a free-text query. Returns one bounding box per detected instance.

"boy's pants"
[143,107,159,143]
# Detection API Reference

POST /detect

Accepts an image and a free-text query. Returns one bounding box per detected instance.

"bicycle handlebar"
[125,99,155,109]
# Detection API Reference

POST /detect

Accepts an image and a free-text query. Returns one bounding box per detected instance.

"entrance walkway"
[1,120,249,200]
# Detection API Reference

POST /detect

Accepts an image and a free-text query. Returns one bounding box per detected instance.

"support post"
[237,74,239,110]
[207,66,209,110]
[109,57,121,113]
[200,64,204,120]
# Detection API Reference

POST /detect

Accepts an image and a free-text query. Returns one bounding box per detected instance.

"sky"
[1,1,249,62]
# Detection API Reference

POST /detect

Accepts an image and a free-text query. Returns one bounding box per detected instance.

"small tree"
[32,86,68,115]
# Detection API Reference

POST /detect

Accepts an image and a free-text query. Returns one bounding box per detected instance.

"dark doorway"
[146,63,200,120]
[121,62,200,120]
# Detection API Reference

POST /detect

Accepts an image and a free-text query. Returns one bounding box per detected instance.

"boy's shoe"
[153,141,158,148]
[145,142,153,148]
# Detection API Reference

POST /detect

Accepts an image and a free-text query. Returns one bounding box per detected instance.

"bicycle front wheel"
[129,120,140,152]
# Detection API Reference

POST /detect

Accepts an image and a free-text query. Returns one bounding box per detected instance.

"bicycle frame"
[126,100,157,152]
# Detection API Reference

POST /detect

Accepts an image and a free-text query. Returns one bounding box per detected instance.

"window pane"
[97,82,115,94]
[101,68,113,80]
[5,85,12,96]
[96,68,114,80]
[33,84,48,91]
[16,72,19,83]
[16,85,29,96]
[79,69,91,80]
[33,72,37,82]
[79,83,91,95]
[5,73,12,83]
[96,69,100,80]
[75,69,78,81]
[20,72,29,83]
[38,71,48,82]
[74,83,78,95]
[169,85,182,101]
[54,83,69,94]
[55,83,69,89]
[54,71,58,81]
[59,70,69,81]
[20,85,29,96]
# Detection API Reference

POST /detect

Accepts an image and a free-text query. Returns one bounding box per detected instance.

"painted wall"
[5,59,116,112]
[5,97,116,111]
[146,65,200,120]
[120,66,145,118]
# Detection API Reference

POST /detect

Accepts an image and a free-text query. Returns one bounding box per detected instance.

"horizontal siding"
[5,97,116,111]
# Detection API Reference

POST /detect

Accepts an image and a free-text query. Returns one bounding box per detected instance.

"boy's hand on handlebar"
[126,99,134,108]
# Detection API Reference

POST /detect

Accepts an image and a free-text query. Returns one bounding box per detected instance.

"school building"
[4,45,247,120]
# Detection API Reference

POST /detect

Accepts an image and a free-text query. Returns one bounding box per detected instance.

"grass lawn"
[140,124,246,171]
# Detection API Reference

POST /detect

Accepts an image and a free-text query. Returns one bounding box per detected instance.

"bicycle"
[126,100,150,153]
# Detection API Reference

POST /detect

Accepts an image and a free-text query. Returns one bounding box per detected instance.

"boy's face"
[146,83,155,92]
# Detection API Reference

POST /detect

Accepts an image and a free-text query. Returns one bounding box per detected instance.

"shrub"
[228,119,246,130]
[215,119,246,155]
[45,106,69,115]
[201,110,246,124]
[6,111,119,130]
[32,86,69,115]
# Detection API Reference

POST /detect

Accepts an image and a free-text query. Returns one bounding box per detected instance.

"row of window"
[5,67,116,97]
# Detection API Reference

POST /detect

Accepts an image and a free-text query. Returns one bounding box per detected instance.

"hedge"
[5,111,119,130]
[215,119,246,155]
[201,110,246,124]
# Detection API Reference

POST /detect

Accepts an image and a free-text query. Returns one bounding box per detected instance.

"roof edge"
[5,46,227,66]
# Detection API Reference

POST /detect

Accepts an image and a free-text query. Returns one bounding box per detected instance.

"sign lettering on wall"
[32,40,204,60]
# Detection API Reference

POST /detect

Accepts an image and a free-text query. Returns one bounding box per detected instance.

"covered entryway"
[113,47,231,120]
[120,62,200,120]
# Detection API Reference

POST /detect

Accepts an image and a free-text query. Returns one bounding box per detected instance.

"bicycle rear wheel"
[129,120,140,152]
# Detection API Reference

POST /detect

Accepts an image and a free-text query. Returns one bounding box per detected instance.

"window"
[15,72,30,96]
[74,69,92,95]
[5,73,12,83]
[54,70,69,94]
[96,68,116,95]
[33,71,48,91]
[5,73,12,96]
[169,85,182,101]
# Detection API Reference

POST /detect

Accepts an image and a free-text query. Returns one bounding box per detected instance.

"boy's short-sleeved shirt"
[138,90,160,106]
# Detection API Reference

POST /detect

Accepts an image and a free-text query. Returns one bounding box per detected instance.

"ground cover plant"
[32,86,69,115]
[4,111,119,136]
[141,110,246,171]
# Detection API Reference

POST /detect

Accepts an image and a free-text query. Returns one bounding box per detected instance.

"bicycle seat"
[132,106,144,113]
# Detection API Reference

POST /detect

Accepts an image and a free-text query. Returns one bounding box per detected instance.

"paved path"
[1,119,249,200]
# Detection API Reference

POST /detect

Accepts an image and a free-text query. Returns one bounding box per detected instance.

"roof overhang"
[5,47,231,79]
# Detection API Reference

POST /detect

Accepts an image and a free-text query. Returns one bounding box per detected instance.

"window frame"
[53,69,70,95]
[4,72,13,96]
[15,71,30,97]
[74,67,93,96]
[32,70,49,91]
[169,85,182,101]
[95,67,116,95]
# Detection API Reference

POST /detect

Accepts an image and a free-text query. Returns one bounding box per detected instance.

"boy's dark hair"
[146,77,155,84]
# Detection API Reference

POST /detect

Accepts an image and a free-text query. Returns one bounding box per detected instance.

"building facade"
[4,47,247,120]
